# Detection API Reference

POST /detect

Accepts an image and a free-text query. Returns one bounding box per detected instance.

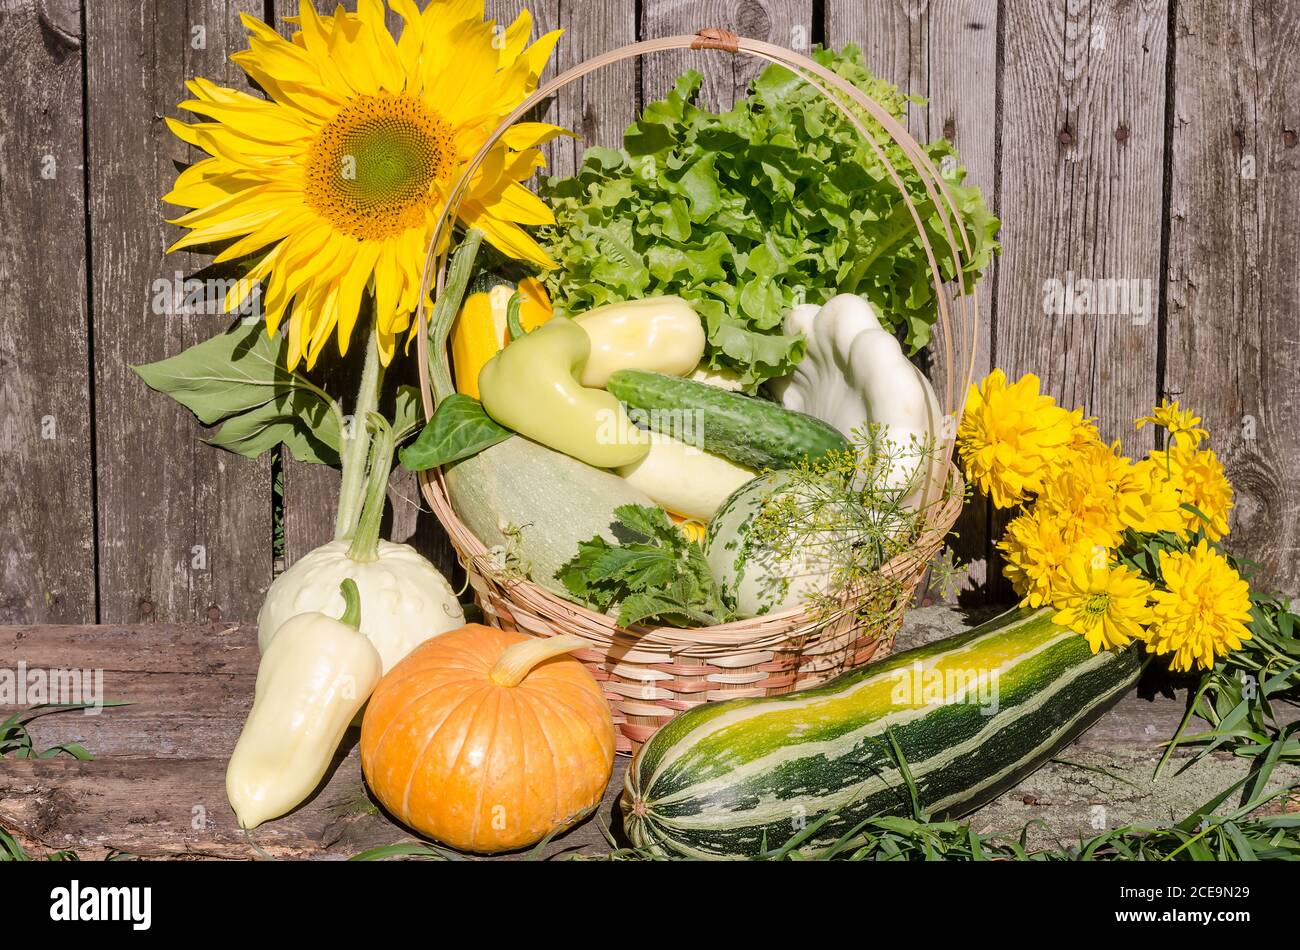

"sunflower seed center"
[305,92,453,240]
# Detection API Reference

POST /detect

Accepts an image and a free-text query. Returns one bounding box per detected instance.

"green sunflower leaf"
[132,319,343,464]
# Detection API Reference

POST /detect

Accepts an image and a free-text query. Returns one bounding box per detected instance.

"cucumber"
[606,370,850,471]
[620,606,1141,858]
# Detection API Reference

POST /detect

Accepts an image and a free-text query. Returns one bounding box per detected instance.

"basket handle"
[415,29,980,506]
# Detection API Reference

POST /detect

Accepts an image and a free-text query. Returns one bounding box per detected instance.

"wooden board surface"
[4,607,1295,860]
[1165,0,1300,596]
[86,1,273,624]
[0,0,96,623]
[995,0,1169,447]
[641,0,815,110]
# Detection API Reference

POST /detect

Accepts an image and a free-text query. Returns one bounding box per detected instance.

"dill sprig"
[748,424,950,627]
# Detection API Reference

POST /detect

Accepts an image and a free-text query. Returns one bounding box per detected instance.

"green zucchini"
[606,370,849,471]
[620,606,1141,858]
[445,435,656,606]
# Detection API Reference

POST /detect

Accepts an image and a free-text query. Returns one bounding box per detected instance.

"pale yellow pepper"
[226,580,382,830]
[572,295,705,387]
[478,316,649,469]
[451,277,552,399]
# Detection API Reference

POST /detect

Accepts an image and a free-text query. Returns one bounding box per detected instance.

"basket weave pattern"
[416,30,979,754]
[430,473,963,753]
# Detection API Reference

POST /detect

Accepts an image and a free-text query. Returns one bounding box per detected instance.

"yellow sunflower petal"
[292,0,358,100]
[356,0,406,93]
[460,201,555,269]
[336,240,382,355]
[497,10,533,67]
[487,181,555,227]
[500,122,571,151]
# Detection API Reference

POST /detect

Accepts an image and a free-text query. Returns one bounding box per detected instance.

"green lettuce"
[539,45,1000,390]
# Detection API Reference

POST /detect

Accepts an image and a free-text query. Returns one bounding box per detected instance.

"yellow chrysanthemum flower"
[164,0,565,367]
[1148,442,1234,540]
[1037,439,1127,547]
[1136,399,1209,449]
[1051,553,1154,653]
[998,506,1112,608]
[1117,456,1186,535]
[957,370,1077,509]
[1148,540,1252,671]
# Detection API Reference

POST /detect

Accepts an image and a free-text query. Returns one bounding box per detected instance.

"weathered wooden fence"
[3,0,1296,625]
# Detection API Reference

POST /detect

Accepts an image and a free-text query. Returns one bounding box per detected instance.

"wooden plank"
[0,0,96,623]
[86,1,272,623]
[640,0,815,110]
[1166,0,1300,597]
[3,609,1295,858]
[823,1,1001,601]
[995,0,1169,452]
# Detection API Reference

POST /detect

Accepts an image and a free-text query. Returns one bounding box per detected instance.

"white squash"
[771,294,945,508]
[257,540,463,675]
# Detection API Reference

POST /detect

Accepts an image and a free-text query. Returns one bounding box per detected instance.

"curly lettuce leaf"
[539,45,1000,389]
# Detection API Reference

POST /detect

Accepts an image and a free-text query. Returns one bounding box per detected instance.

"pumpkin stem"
[489,634,590,687]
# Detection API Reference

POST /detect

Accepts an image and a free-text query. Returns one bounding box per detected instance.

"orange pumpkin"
[360,624,615,853]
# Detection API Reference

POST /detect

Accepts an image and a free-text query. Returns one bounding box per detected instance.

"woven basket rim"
[422,463,964,651]
[412,30,979,654]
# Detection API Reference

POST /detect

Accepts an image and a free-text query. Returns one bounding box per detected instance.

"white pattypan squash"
[770,294,945,508]
[257,539,463,675]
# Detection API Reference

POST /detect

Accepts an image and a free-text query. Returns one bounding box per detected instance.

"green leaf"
[133,320,342,464]
[398,394,511,472]
[391,384,423,442]
[555,504,731,627]
[539,44,1000,388]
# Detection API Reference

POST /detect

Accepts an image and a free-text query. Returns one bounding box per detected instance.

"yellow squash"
[450,277,552,399]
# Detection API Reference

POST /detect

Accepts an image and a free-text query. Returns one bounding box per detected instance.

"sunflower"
[164,0,565,368]
[1148,540,1252,671]
[956,370,1077,509]
[1050,553,1154,653]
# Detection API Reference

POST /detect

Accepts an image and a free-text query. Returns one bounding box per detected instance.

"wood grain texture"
[486,1,638,177]
[3,608,1294,859]
[824,0,1000,602]
[86,1,272,623]
[995,0,1169,450]
[640,0,815,110]
[1166,0,1300,597]
[0,0,96,623]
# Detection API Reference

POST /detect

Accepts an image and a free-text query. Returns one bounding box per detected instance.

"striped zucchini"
[620,606,1141,858]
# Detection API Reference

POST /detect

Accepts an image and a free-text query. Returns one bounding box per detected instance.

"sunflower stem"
[429,228,484,405]
[346,413,395,563]
[335,323,386,542]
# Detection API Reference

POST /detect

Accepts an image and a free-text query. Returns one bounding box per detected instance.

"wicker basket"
[415,29,980,755]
